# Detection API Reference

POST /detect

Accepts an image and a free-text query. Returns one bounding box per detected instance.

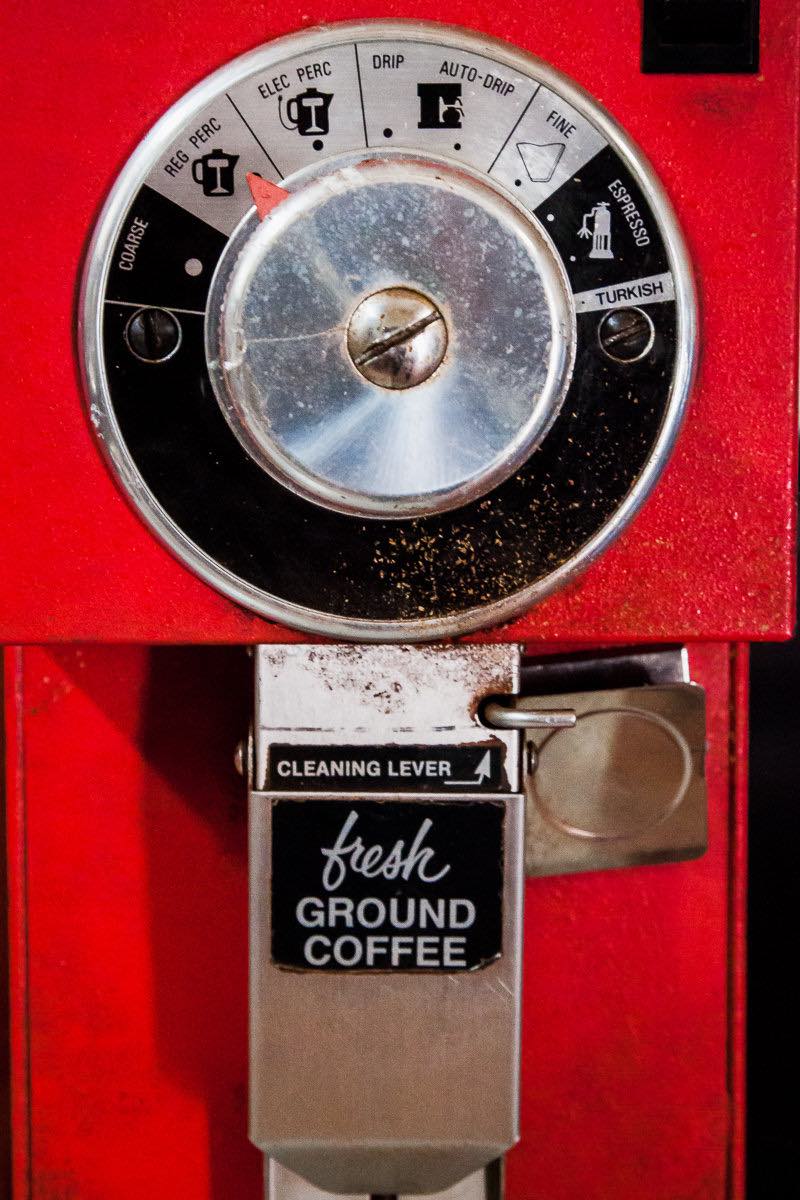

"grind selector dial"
[81,19,696,639]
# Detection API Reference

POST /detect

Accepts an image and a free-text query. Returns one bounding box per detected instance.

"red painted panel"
[6,642,746,1198]
[0,2,797,644]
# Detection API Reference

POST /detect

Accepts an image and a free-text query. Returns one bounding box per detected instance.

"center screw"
[347,287,448,390]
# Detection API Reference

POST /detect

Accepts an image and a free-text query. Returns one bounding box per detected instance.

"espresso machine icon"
[279,87,334,136]
[191,147,239,196]
[577,201,615,259]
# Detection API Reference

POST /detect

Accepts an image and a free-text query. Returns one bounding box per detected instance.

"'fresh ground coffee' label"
[270,798,504,972]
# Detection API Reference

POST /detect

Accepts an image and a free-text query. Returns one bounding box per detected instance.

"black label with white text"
[271,798,504,972]
[268,743,507,792]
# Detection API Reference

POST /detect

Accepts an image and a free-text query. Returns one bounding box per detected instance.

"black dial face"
[85,21,694,638]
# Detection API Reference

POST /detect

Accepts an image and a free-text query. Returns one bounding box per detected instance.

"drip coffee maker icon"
[417,83,464,129]
[191,148,239,196]
[279,87,334,136]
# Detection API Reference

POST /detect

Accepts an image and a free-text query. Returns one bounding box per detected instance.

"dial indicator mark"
[247,173,291,220]
[487,88,540,172]
[353,42,370,147]
[226,92,284,179]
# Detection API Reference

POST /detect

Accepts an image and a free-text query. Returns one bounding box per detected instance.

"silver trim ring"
[206,152,576,520]
[79,18,698,642]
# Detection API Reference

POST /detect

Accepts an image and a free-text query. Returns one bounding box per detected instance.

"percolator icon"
[578,201,614,259]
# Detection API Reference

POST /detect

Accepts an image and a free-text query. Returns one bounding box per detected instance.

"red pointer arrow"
[247,172,291,221]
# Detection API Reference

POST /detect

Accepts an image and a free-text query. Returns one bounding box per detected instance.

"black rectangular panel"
[642,0,759,73]
[271,798,505,972]
[268,743,508,792]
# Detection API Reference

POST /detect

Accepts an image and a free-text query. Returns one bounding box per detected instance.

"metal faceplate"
[250,645,525,1196]
[81,20,696,639]
[248,643,707,1199]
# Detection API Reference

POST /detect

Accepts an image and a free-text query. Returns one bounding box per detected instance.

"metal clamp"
[489,647,707,878]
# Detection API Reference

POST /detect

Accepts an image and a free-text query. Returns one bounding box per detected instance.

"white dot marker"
[184,258,203,277]
[546,213,555,222]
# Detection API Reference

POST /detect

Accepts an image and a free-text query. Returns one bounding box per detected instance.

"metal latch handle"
[483,699,577,730]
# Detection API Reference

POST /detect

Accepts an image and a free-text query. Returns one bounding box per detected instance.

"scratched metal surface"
[0,0,797,643]
[5,641,745,1199]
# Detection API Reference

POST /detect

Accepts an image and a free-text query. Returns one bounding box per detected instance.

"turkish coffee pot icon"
[279,87,334,136]
[191,148,239,196]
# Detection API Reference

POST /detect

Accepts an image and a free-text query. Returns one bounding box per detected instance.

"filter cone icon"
[516,141,566,184]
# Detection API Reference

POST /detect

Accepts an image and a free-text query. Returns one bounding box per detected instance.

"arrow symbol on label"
[473,749,492,784]
[445,749,493,787]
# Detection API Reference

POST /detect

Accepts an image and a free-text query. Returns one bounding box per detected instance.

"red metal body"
[5,642,748,1199]
[1,1,796,1198]
[0,0,798,645]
